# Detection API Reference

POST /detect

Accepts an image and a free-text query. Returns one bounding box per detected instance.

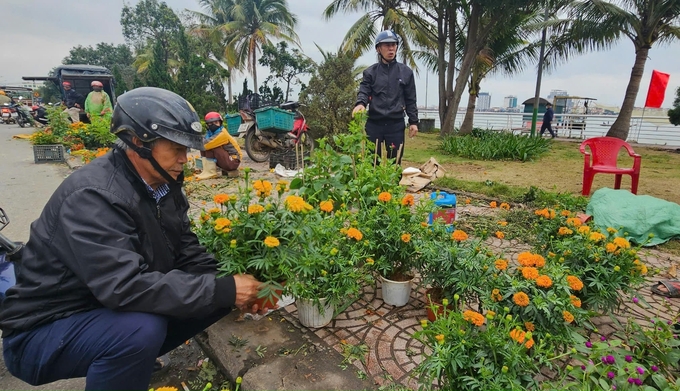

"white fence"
[419,110,680,147]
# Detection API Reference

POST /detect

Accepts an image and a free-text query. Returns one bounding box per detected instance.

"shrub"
[440,128,551,161]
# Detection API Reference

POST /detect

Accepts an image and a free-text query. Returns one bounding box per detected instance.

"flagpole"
[636,107,646,143]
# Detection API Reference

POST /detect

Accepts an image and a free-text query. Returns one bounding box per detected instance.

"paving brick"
[378,341,393,359]
[382,359,405,381]
[393,337,408,351]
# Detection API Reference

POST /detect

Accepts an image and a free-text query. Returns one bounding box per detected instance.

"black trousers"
[365,119,406,164]
[540,121,556,137]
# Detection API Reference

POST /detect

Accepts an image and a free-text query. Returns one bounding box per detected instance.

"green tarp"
[586,188,680,246]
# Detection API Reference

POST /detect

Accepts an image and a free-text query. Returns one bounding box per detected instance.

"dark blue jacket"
[356,59,419,125]
[543,107,554,123]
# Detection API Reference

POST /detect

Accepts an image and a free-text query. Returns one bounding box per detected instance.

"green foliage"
[440,128,551,161]
[258,42,314,101]
[112,66,128,96]
[299,51,357,142]
[120,0,182,51]
[147,39,175,90]
[36,74,62,104]
[669,86,680,126]
[62,42,134,71]
[65,117,116,149]
[46,106,71,138]
[29,130,60,145]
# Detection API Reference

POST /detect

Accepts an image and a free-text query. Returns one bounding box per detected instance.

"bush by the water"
[440,128,551,162]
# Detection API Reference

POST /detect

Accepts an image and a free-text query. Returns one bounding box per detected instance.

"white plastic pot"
[296,297,335,328]
[380,275,413,307]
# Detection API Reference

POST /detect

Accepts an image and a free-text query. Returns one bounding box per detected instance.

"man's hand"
[233,274,269,314]
[74,103,80,109]
[352,104,366,116]
[408,124,418,138]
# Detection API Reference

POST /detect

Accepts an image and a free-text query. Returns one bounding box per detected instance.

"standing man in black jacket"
[352,30,418,164]
[61,81,85,123]
[0,87,265,390]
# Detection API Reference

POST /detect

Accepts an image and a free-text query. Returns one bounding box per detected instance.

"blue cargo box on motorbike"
[225,113,241,136]
[254,107,294,133]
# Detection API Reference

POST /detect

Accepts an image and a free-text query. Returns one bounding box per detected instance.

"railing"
[419,110,680,147]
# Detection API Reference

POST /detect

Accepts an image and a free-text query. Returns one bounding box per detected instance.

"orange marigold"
[498,221,508,227]
[561,210,571,217]
[214,194,230,204]
[401,194,415,206]
[522,267,539,280]
[517,252,535,267]
[524,322,535,332]
[563,310,575,323]
[346,227,363,241]
[605,243,618,253]
[495,259,508,271]
[214,217,231,228]
[613,237,631,249]
[378,192,392,202]
[451,230,468,242]
[535,275,553,288]
[533,254,546,268]
[465,198,471,205]
[566,217,583,227]
[513,292,530,307]
[463,310,485,327]
[589,232,606,242]
[566,276,584,291]
[435,334,445,343]
[570,295,582,308]
[509,328,526,343]
[525,338,535,349]
[578,226,591,235]
[252,180,273,197]
[401,233,412,243]
[492,288,502,302]
[495,231,505,239]
[264,236,280,248]
[207,207,220,214]
[558,227,574,236]
[500,202,510,210]
[248,204,265,214]
[285,195,312,212]
[490,201,497,208]
[319,200,334,213]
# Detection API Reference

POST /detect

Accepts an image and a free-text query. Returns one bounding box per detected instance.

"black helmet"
[111,87,204,151]
[374,30,400,48]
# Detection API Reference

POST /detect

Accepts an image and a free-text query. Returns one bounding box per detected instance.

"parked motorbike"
[0,208,22,301]
[1,104,14,124]
[238,94,314,163]
[1,102,33,127]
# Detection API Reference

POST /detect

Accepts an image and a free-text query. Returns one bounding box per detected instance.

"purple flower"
[606,355,616,365]
[628,378,635,384]
[612,385,617,390]
[586,341,593,348]
[601,356,608,364]
[633,297,639,304]
[636,367,645,375]
[634,378,643,386]
[607,371,615,379]
[601,336,607,341]
[651,365,659,372]
[581,365,586,370]
[625,355,633,362]
[625,368,629,372]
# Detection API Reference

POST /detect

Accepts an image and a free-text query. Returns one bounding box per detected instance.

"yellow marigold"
[558,227,574,236]
[525,338,535,349]
[253,180,273,194]
[570,295,582,308]
[378,192,392,202]
[535,275,553,288]
[435,334,445,343]
[366,258,375,265]
[498,221,508,227]
[578,225,591,235]
[451,230,468,242]
[566,276,584,291]
[495,259,508,271]
[533,254,546,268]
[589,232,606,242]
[207,207,220,214]
[517,252,535,267]
[346,227,363,241]
[613,237,631,249]
[524,322,535,332]
[605,243,618,253]
[248,204,265,214]
[214,218,231,228]
[214,194,230,204]
[492,290,502,302]
[566,217,583,227]
[200,214,210,222]
[513,292,530,307]
[495,231,505,239]
[490,201,497,208]
[264,236,280,248]
[500,202,510,210]
[319,200,334,213]
[401,233,412,243]
[155,387,179,391]
[607,227,618,234]
[522,267,539,280]
[561,210,571,217]
[563,310,575,323]
[285,195,311,212]
[638,264,648,275]
[401,194,415,206]
[463,310,485,327]
[509,328,526,343]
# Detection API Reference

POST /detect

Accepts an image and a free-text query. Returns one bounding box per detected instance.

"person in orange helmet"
[194,112,242,180]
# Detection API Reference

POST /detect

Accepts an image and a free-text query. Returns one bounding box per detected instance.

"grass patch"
[440,129,551,162]
[658,239,680,257]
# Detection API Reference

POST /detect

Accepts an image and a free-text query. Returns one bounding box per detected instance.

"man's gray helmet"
[374,30,400,48]
[111,87,204,151]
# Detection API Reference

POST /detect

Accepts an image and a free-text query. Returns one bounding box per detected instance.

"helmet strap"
[116,137,179,185]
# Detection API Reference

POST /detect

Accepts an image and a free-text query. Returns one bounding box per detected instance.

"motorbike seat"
[279,101,299,111]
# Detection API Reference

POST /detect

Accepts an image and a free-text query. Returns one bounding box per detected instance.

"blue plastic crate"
[254,107,294,133]
[225,113,241,136]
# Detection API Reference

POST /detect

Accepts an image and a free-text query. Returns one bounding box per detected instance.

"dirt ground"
[150,338,228,391]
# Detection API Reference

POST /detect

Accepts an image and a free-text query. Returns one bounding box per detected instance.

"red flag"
[644,70,670,108]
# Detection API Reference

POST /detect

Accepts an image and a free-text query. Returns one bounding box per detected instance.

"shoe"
[196,158,219,180]
[153,354,171,374]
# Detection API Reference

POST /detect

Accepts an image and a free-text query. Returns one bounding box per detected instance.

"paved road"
[0,124,85,389]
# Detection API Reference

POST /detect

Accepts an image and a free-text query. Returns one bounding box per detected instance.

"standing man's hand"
[352,104,366,116]
[233,274,267,313]
[408,124,418,138]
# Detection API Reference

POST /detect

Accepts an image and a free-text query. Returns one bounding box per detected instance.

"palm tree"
[323,0,433,70]
[558,0,680,140]
[219,0,299,92]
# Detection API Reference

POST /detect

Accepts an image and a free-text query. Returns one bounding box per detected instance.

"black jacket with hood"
[356,58,419,125]
[0,147,236,336]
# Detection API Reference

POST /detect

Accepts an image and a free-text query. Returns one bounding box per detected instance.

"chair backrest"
[581,137,631,167]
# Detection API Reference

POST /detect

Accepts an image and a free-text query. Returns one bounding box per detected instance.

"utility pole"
[531,7,550,137]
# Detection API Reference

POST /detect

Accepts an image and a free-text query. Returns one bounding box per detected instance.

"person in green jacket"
[85,80,113,120]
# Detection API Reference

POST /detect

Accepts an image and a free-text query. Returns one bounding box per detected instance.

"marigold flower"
[536,275,553,288]
[570,295,582,308]
[578,225,591,235]
[155,387,179,391]
[563,310,575,323]
[451,230,468,242]
[248,204,265,214]
[500,202,510,210]
[605,243,618,253]
[435,334,445,343]
[509,328,526,343]
[285,195,312,212]
[638,264,648,275]
[492,288,502,302]
[346,227,363,241]
[401,194,415,206]
[495,259,508,271]
[465,198,471,205]
[522,267,539,280]
[207,207,220,214]
[558,227,574,236]
[533,254,546,268]
[517,252,535,267]
[378,192,392,202]
[524,322,535,331]
[495,231,505,239]
[200,214,210,222]
[264,236,280,248]
[607,227,618,234]
[561,210,571,217]
[401,233,411,243]
[589,232,606,242]
[213,194,229,204]
[366,257,375,265]
[463,310,485,327]
[566,217,583,227]
[513,292,530,307]
[525,338,535,349]
[498,220,508,227]
[319,200,334,213]
[252,180,273,197]
[214,218,231,228]
[566,276,584,291]
[490,201,497,208]
[613,237,631,249]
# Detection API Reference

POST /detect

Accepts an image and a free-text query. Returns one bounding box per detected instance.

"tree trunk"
[460,92,477,134]
[440,5,458,136]
[437,11,447,127]
[606,47,649,140]
[252,50,258,94]
[227,66,233,104]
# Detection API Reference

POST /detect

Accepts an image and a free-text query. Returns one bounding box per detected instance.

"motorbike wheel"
[244,128,271,163]
[18,120,26,128]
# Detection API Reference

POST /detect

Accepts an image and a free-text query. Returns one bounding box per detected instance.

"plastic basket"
[33,145,65,164]
[255,107,294,133]
[225,113,241,136]
[269,148,309,170]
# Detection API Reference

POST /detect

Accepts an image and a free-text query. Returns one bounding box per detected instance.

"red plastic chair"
[579,137,641,196]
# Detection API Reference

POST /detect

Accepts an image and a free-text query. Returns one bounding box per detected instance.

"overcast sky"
[2,0,679,109]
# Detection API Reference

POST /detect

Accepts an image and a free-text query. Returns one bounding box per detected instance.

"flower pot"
[254,281,285,309]
[424,287,453,322]
[296,297,335,328]
[380,275,413,307]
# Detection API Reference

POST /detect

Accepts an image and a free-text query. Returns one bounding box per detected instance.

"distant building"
[504,95,518,109]
[477,92,491,111]
[548,89,572,110]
